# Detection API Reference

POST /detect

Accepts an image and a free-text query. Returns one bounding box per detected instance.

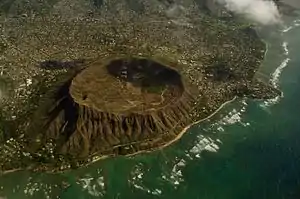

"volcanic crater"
[28,57,197,160]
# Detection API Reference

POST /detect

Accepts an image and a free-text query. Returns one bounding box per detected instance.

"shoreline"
[124,96,237,158]
[1,168,21,175]
[1,96,238,175]
[160,96,237,149]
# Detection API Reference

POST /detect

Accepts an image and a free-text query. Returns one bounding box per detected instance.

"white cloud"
[218,0,281,25]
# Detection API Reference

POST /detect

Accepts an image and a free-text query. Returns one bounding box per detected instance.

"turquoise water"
[1,17,300,199]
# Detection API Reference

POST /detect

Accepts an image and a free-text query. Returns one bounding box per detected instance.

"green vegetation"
[143,85,166,94]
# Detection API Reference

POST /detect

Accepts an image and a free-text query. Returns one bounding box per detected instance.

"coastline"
[1,168,21,175]
[124,96,237,158]
[1,96,238,175]
[160,96,237,149]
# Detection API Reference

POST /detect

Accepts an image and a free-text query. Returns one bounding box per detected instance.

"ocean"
[0,13,300,199]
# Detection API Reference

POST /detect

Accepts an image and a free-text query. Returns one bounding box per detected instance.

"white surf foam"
[77,171,105,197]
[281,18,300,33]
[270,41,290,89]
[294,19,300,23]
[260,55,289,108]
[23,179,55,199]
[271,57,290,88]
[282,41,289,55]
[282,26,293,33]
[130,164,163,196]
[161,157,185,187]
[189,100,249,159]
[189,135,220,156]
[261,19,296,108]
[260,95,281,109]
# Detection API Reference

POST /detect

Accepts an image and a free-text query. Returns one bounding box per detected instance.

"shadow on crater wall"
[106,58,184,89]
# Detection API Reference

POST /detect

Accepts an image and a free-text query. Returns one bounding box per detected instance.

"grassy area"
[143,85,166,94]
